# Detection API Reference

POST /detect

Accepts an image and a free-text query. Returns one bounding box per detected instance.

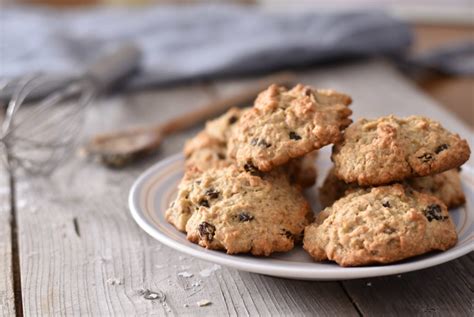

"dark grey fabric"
[1,4,413,94]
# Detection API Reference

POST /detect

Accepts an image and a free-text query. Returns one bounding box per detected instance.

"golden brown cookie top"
[304,184,457,266]
[332,115,471,186]
[184,108,318,187]
[228,84,352,172]
[172,166,312,256]
[205,107,244,143]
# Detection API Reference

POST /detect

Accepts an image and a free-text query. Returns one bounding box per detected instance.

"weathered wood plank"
[214,61,474,315]
[0,179,16,317]
[13,82,357,316]
[13,86,210,316]
[342,253,473,316]
[12,60,473,316]
[0,109,16,317]
[294,60,473,316]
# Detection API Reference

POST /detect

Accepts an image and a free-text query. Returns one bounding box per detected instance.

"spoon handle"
[158,71,295,135]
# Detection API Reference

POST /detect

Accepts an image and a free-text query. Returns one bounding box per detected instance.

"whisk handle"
[84,44,142,92]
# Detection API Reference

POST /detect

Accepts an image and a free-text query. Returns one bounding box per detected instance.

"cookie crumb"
[197,299,212,307]
[192,280,202,287]
[140,289,166,302]
[199,264,221,277]
[177,272,194,278]
[146,293,159,300]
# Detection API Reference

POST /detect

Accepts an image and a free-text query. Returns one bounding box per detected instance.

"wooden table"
[1,61,472,316]
[412,24,474,128]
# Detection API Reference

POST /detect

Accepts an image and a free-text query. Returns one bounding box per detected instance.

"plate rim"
[129,153,474,281]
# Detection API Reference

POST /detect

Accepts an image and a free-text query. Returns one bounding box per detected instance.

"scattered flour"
[178,272,194,278]
[199,264,221,277]
[197,299,212,307]
[140,289,166,302]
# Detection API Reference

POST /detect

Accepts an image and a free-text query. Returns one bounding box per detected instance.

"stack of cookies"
[305,116,470,266]
[166,84,352,256]
[166,83,471,266]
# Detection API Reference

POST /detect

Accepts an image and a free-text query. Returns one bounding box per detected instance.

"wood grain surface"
[0,106,16,317]
[0,166,16,317]
[342,253,474,316]
[412,24,474,128]
[4,60,474,316]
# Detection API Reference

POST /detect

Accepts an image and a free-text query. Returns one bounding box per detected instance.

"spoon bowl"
[86,127,162,167]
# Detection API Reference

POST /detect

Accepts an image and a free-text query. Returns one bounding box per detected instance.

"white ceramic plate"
[129,149,474,280]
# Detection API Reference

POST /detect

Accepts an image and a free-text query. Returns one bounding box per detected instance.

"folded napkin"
[1,4,412,93]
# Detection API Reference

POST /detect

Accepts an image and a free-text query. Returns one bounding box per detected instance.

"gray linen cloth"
[2,4,412,93]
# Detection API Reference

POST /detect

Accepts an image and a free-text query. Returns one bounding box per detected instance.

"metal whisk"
[0,44,141,176]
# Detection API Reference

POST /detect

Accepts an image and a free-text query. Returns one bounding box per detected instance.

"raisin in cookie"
[185,107,318,187]
[407,168,465,209]
[174,166,312,256]
[205,107,244,143]
[304,184,458,266]
[228,84,352,172]
[332,115,470,186]
[165,168,202,232]
[320,168,465,209]
[184,130,317,187]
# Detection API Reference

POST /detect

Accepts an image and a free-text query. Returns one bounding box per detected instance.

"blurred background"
[1,0,473,126]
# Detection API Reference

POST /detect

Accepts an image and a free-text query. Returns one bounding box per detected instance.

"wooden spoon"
[84,72,295,167]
